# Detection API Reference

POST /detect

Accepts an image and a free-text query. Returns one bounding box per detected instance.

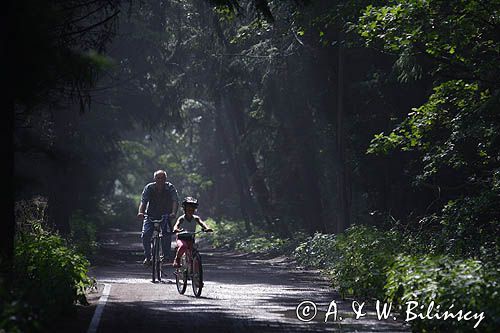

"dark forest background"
[2,0,499,332]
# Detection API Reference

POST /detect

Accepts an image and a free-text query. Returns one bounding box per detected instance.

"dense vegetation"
[4,0,499,332]
[1,200,94,332]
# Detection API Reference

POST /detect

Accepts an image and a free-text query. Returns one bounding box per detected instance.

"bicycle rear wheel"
[192,252,203,297]
[175,254,187,294]
[152,237,161,282]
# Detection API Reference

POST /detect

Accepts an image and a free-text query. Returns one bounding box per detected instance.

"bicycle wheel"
[175,254,187,294]
[192,252,203,297]
[152,237,161,282]
[155,237,162,282]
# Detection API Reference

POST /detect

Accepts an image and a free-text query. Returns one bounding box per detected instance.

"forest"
[2,0,499,332]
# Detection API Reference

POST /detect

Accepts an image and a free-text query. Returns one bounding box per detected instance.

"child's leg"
[173,239,187,265]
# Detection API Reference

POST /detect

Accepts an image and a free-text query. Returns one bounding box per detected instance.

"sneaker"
[143,258,151,266]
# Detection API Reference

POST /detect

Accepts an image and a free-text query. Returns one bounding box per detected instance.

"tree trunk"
[1,99,15,288]
[2,0,15,288]
[335,41,351,234]
[295,111,325,234]
[224,90,275,230]
[243,152,277,231]
[46,110,74,235]
[270,66,325,234]
[47,179,71,235]
[214,95,253,233]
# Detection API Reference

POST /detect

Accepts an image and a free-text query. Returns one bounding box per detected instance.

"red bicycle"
[173,229,212,297]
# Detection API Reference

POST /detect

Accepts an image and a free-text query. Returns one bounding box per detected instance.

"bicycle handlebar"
[174,229,213,235]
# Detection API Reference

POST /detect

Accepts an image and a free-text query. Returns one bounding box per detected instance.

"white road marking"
[87,283,111,333]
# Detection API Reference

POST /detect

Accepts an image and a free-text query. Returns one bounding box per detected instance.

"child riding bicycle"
[172,197,212,267]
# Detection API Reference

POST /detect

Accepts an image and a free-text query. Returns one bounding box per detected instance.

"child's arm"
[197,217,213,232]
[173,217,183,232]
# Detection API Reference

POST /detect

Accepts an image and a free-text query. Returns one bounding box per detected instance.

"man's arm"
[171,201,178,217]
[138,202,145,214]
[169,183,179,219]
[137,185,149,220]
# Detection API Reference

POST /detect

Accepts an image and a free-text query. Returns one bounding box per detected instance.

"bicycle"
[149,216,169,283]
[173,229,212,297]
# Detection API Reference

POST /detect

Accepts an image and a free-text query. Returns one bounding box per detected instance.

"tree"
[6,0,124,283]
[359,0,500,254]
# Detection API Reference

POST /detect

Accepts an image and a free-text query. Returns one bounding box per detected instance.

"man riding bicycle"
[137,170,179,265]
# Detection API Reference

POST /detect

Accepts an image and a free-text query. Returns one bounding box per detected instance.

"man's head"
[153,170,167,188]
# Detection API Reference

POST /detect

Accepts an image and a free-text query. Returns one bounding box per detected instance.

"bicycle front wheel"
[192,252,203,297]
[152,237,161,282]
[175,253,187,294]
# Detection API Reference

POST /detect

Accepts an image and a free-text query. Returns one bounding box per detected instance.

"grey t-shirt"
[176,214,201,233]
[141,182,179,219]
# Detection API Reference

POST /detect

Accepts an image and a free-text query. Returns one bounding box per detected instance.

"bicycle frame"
[183,240,198,271]
[174,230,206,297]
[148,215,169,283]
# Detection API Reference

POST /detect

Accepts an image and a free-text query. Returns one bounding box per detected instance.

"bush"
[437,190,500,257]
[2,201,94,333]
[294,225,403,299]
[235,234,306,255]
[334,225,403,299]
[293,232,338,268]
[70,210,98,257]
[99,196,138,231]
[202,219,249,249]
[385,254,499,332]
[202,219,307,256]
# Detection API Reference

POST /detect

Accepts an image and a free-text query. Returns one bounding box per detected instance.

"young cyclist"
[172,197,212,267]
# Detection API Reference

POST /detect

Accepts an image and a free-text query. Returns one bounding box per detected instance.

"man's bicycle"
[149,216,170,283]
[173,229,212,297]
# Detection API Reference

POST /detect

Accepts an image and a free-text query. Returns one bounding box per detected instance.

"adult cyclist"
[137,170,179,265]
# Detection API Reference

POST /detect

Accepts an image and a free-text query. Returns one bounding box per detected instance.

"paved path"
[58,229,409,332]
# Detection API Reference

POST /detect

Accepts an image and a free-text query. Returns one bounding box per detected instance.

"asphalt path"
[58,229,409,333]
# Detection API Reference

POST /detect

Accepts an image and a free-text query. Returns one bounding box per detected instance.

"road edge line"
[87,283,111,333]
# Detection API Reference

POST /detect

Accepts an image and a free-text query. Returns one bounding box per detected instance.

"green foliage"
[235,235,286,254]
[203,219,307,256]
[230,19,272,44]
[213,4,236,22]
[385,254,499,332]
[333,226,403,298]
[115,131,215,213]
[235,234,307,255]
[203,218,249,249]
[293,232,338,268]
[11,0,121,110]
[293,225,500,331]
[98,195,139,231]
[366,131,404,155]
[368,80,491,159]
[294,225,404,299]
[84,50,115,71]
[437,190,500,257]
[2,202,94,332]
[357,0,499,82]
[367,78,499,256]
[69,210,98,257]
[358,2,499,255]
